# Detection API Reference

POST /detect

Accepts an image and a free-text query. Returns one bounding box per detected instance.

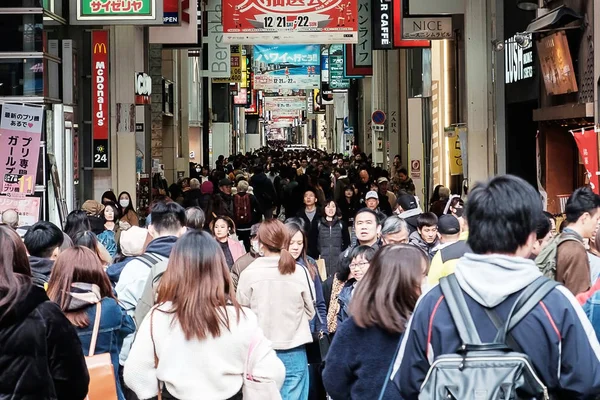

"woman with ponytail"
[237,219,316,400]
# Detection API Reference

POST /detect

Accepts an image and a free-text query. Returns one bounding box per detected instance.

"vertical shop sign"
[372,0,392,50]
[253,45,320,90]
[0,104,43,195]
[356,0,372,65]
[321,47,330,83]
[572,128,600,194]
[92,30,110,169]
[163,0,179,23]
[206,0,231,78]
[222,0,358,44]
[72,0,163,25]
[213,45,243,83]
[329,44,350,89]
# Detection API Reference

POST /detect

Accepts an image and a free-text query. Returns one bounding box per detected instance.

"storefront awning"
[526,6,582,33]
[533,103,594,122]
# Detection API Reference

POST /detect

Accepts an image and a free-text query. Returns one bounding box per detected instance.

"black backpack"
[419,274,558,399]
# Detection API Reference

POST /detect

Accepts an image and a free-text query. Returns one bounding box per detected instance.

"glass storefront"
[0,14,44,52]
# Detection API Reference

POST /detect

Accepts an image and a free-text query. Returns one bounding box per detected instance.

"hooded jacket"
[115,236,178,365]
[0,283,90,400]
[409,230,439,260]
[392,253,600,399]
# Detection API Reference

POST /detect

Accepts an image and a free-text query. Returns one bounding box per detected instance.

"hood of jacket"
[409,231,438,252]
[28,256,54,279]
[454,252,542,308]
[145,236,178,258]
[0,283,48,329]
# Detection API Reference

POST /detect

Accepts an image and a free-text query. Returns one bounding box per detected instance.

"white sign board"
[408,0,464,15]
[206,0,231,78]
[402,17,453,40]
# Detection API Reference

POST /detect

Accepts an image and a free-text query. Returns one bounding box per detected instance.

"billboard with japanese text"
[253,44,320,90]
[0,104,43,195]
[72,0,163,25]
[265,96,307,112]
[223,0,358,44]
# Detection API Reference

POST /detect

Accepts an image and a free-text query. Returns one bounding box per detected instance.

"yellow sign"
[449,133,463,175]
[240,56,248,88]
[213,45,242,83]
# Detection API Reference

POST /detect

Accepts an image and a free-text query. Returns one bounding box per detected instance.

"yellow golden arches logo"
[93,43,107,54]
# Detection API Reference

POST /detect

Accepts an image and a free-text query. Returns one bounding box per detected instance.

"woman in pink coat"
[211,216,246,269]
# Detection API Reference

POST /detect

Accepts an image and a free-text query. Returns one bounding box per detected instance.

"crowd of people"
[2,147,600,399]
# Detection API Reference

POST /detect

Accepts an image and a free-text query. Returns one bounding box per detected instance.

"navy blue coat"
[323,317,403,399]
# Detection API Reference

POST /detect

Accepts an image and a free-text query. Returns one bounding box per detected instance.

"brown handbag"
[85,302,118,400]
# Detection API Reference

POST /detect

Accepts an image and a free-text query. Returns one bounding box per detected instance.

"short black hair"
[335,167,347,176]
[355,208,380,224]
[150,201,186,234]
[466,175,542,254]
[417,212,438,229]
[24,221,64,258]
[398,167,408,175]
[565,187,600,223]
[535,213,551,240]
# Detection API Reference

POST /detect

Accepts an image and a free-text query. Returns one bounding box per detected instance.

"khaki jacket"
[236,256,315,350]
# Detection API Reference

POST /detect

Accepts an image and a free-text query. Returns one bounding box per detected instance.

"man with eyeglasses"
[409,212,439,260]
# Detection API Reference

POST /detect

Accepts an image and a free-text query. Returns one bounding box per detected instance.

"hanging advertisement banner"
[72,0,163,25]
[265,96,307,112]
[222,0,358,44]
[206,0,231,78]
[213,45,243,83]
[572,128,600,194]
[234,88,248,105]
[0,104,44,195]
[92,30,110,169]
[245,89,259,114]
[253,45,320,90]
[392,0,430,48]
[329,44,350,89]
[0,195,40,225]
[444,126,463,176]
[313,89,326,113]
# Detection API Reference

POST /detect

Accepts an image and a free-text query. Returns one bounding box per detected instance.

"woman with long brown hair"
[237,219,316,400]
[124,230,284,399]
[322,244,428,399]
[0,225,89,400]
[48,246,135,400]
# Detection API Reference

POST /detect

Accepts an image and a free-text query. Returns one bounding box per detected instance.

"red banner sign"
[222,0,358,44]
[92,30,110,169]
[572,128,600,194]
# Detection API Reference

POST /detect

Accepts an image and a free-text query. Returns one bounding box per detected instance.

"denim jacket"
[76,297,136,400]
[584,291,600,342]
[337,280,356,326]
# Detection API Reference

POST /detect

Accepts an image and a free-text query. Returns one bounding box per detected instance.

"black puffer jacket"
[0,283,89,400]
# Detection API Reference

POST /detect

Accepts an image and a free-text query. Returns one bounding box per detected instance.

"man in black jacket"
[23,221,64,288]
[182,178,203,208]
[250,165,277,220]
[213,178,235,219]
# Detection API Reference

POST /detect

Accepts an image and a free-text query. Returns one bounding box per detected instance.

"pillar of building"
[387,50,401,170]
[371,50,388,166]
[465,0,494,186]
[358,77,372,155]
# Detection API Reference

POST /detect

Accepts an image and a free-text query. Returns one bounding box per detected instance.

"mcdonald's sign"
[92,30,110,169]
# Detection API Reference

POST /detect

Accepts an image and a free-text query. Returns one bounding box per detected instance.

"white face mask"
[251,240,260,254]
[120,199,130,208]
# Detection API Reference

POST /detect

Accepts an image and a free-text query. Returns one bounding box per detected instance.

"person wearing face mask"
[118,191,139,228]
[231,223,261,290]
[323,245,427,400]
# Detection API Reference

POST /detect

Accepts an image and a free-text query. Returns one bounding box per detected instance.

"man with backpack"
[391,175,600,399]
[233,180,262,251]
[538,187,600,295]
[115,201,186,367]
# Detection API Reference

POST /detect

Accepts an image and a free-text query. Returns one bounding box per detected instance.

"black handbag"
[300,265,331,365]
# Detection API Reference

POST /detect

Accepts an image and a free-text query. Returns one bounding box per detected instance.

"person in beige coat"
[237,219,315,400]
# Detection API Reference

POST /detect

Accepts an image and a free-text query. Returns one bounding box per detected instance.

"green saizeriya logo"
[82,0,152,15]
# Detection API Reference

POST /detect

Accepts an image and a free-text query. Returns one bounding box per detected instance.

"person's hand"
[119,221,132,231]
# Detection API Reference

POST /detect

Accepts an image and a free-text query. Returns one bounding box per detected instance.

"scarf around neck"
[66,283,102,311]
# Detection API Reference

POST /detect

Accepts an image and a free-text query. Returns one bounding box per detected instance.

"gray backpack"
[535,232,580,280]
[419,274,558,400]
[134,252,168,327]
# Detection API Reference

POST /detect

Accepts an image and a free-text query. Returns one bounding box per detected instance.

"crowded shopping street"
[4,0,600,398]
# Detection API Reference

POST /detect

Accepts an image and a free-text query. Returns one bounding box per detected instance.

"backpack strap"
[494,277,559,344]
[440,274,482,345]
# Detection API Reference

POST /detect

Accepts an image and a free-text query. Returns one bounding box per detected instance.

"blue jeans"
[276,346,309,400]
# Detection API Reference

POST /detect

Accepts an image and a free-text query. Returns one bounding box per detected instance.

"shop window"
[0,14,43,52]
[0,58,45,97]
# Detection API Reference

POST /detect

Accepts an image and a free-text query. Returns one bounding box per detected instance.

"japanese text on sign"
[222,0,358,44]
[356,0,372,66]
[83,0,151,15]
[253,44,320,90]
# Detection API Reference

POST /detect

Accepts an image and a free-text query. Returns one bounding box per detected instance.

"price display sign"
[223,0,358,44]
